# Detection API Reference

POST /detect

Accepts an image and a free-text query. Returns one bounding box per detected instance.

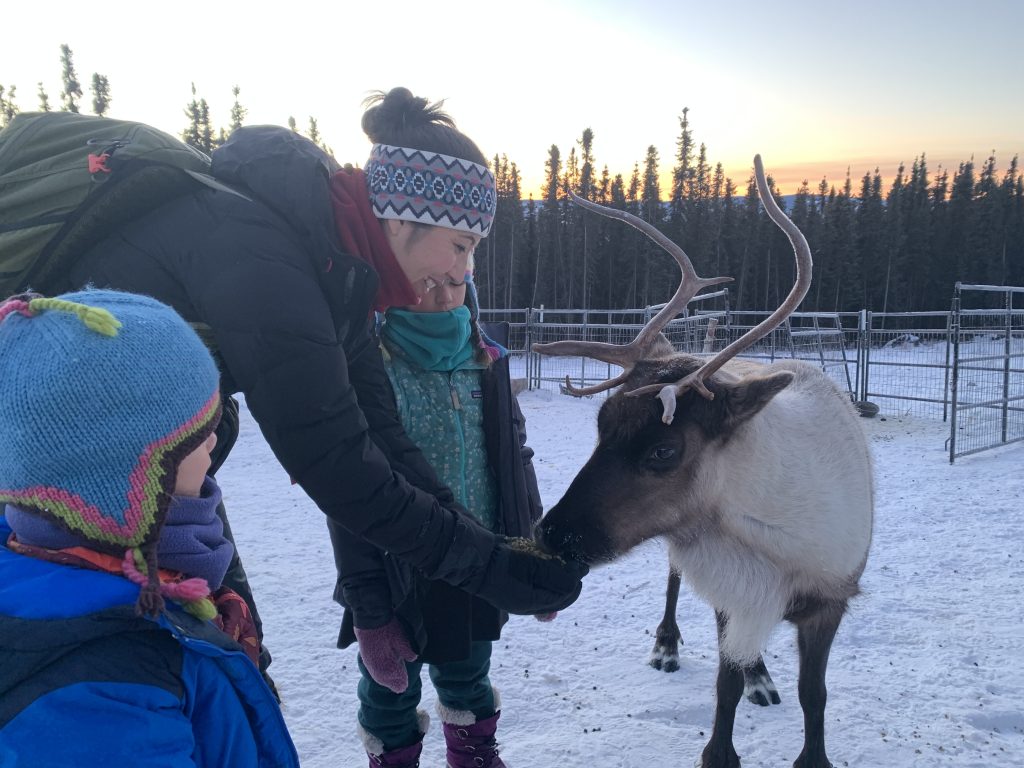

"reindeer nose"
[536,519,580,561]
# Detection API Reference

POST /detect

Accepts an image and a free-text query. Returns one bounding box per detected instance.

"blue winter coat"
[0,517,298,768]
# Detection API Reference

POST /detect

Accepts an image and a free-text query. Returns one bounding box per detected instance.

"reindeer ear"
[720,370,794,428]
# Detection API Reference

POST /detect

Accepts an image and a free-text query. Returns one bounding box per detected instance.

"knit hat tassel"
[136,545,165,616]
[122,547,217,620]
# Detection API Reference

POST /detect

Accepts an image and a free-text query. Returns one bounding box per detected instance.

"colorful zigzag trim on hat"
[0,391,222,548]
[365,143,496,237]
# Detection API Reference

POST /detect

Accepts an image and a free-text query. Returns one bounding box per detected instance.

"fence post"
[856,309,867,401]
[862,311,873,405]
[723,288,732,346]
[535,305,545,391]
[580,308,589,389]
[1002,289,1012,443]
[949,289,962,463]
[525,307,534,391]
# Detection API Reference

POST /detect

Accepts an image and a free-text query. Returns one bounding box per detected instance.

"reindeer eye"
[651,446,676,461]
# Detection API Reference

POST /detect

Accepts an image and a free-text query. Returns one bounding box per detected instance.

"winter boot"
[438,700,507,768]
[359,710,428,768]
[365,739,422,768]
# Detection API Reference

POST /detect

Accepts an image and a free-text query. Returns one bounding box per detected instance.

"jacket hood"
[212,125,343,272]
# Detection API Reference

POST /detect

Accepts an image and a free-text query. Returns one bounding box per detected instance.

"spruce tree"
[607,173,628,306]
[903,156,932,309]
[640,145,662,305]
[306,117,332,155]
[1001,157,1023,286]
[90,73,111,116]
[37,82,51,111]
[856,169,886,309]
[59,44,83,113]
[288,116,298,132]
[229,85,247,133]
[670,107,694,242]
[525,194,541,308]
[0,85,17,127]
[626,163,641,307]
[536,145,563,307]
[927,166,951,308]
[972,153,1005,289]
[560,146,579,306]
[576,129,596,308]
[944,160,976,290]
[182,83,213,154]
[506,160,525,307]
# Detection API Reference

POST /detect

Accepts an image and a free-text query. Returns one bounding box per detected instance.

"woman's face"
[385,222,479,298]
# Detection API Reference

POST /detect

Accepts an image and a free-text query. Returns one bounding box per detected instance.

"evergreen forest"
[4,49,1021,313]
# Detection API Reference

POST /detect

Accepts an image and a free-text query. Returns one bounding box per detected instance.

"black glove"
[469,537,589,615]
[415,510,587,615]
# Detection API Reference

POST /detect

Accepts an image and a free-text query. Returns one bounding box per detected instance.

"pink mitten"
[534,611,558,622]
[354,616,418,693]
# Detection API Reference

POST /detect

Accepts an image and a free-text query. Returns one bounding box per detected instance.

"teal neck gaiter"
[382,306,480,372]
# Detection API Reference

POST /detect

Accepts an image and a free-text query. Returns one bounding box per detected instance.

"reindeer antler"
[628,155,813,423]
[533,156,813,423]
[533,191,731,396]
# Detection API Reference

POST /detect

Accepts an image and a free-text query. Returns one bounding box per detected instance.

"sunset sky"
[4,0,1022,198]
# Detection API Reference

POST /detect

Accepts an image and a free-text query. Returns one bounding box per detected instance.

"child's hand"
[353,616,417,693]
[534,611,558,622]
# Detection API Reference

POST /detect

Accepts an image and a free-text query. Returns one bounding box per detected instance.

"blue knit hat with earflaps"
[0,289,222,616]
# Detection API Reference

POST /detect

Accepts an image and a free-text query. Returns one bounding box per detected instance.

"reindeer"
[534,156,873,768]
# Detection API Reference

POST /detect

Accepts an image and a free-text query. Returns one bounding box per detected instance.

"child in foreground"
[0,289,297,767]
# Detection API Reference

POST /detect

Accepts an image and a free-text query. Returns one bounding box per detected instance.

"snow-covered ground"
[220,387,1024,767]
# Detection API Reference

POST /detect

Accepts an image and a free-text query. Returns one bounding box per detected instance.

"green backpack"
[0,111,238,296]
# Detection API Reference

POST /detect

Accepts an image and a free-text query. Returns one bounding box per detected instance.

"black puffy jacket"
[59,127,499,642]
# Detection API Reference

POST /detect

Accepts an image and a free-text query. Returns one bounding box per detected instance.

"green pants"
[357,640,495,751]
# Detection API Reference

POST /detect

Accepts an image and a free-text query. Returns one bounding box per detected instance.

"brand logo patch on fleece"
[471,390,483,399]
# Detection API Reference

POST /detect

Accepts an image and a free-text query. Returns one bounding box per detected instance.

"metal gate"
[948,284,1024,462]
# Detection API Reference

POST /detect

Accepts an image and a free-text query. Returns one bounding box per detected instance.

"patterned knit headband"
[365,143,496,237]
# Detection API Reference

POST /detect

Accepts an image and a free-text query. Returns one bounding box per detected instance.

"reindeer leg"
[792,601,845,768]
[649,567,682,672]
[743,654,781,706]
[701,611,743,768]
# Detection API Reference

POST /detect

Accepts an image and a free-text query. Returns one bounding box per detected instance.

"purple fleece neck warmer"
[5,476,234,590]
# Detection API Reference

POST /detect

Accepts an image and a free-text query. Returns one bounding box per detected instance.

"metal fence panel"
[480,284,1024,462]
[863,311,954,419]
[949,285,1024,462]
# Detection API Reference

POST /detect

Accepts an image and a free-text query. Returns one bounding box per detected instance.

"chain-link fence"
[480,284,1024,462]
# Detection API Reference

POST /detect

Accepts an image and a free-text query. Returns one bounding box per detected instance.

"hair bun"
[361,87,455,145]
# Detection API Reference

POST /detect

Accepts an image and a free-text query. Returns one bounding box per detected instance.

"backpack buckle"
[88,152,112,174]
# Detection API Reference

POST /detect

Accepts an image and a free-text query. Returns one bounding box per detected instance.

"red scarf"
[329,168,418,312]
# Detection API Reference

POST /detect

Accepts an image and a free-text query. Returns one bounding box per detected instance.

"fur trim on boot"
[359,710,430,767]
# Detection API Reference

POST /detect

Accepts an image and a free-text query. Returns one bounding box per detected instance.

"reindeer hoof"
[793,751,833,768]
[743,670,781,707]
[701,742,741,768]
[649,646,680,672]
